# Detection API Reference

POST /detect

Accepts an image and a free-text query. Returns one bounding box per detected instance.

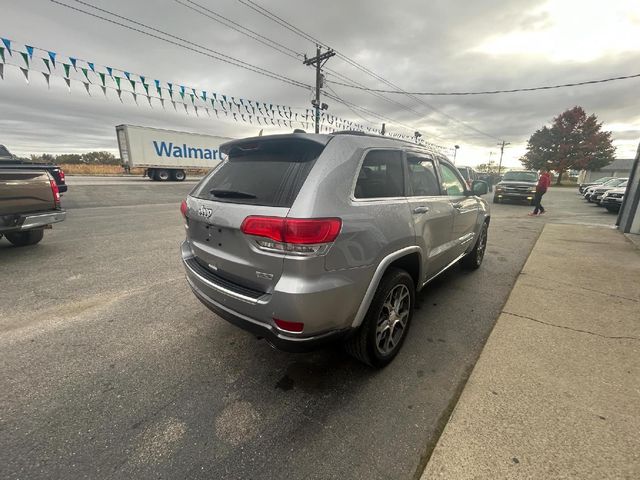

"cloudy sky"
[1,0,639,167]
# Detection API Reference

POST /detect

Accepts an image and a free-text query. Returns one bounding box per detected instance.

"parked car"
[600,183,627,212]
[578,176,614,194]
[592,179,628,205]
[477,172,494,192]
[0,144,68,193]
[457,166,479,189]
[180,132,490,367]
[0,168,66,246]
[493,170,538,204]
[584,178,628,202]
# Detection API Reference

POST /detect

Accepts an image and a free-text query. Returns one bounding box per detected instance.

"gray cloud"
[1,0,638,166]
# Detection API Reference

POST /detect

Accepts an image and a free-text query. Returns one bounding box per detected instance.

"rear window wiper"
[210,189,257,199]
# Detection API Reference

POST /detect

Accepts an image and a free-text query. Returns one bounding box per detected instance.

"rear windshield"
[502,171,538,182]
[191,139,323,207]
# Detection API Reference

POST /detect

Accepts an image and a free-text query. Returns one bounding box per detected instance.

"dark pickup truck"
[0,144,67,193]
[493,170,539,204]
[0,169,66,246]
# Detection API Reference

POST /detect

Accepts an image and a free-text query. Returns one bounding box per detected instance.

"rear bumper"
[180,240,364,351]
[601,197,623,207]
[186,275,350,352]
[0,210,66,233]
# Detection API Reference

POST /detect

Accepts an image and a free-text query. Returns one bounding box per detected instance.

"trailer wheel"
[156,169,170,181]
[172,169,186,181]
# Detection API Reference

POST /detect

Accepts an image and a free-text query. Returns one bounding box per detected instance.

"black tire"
[461,221,488,270]
[156,169,170,181]
[5,229,44,247]
[345,267,415,368]
[172,169,186,181]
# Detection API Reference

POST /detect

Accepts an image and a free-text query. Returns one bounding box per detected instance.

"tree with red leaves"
[521,106,615,184]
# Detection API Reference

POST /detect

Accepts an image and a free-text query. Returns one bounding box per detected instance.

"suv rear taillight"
[180,199,188,218]
[241,216,341,255]
[58,169,65,183]
[50,178,60,207]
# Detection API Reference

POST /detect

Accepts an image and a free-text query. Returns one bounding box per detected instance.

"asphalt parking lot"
[0,181,616,480]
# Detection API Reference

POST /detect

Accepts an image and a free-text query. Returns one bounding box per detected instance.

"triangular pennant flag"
[142,83,149,95]
[257,117,262,125]
[69,57,77,70]
[205,108,210,117]
[160,98,165,109]
[20,67,29,83]
[124,71,131,80]
[233,113,238,121]
[179,85,185,99]
[114,76,121,89]
[132,92,138,105]
[88,62,95,72]
[64,77,71,92]
[190,94,195,105]
[171,100,177,111]
[1,38,11,55]
[167,82,173,96]
[241,114,246,122]
[210,99,216,109]
[129,79,136,91]
[222,95,227,102]
[106,66,113,77]
[63,63,71,77]
[81,67,90,82]
[0,47,4,63]
[99,72,106,86]
[147,95,153,108]
[155,79,162,97]
[117,89,124,103]
[100,85,107,96]
[139,75,145,84]
[194,106,199,117]
[42,57,51,73]
[184,103,189,114]
[83,82,91,95]
[25,45,34,60]
[42,72,51,88]
[20,52,29,68]
[201,91,207,102]
[48,51,56,67]
[212,93,217,100]
[0,63,4,80]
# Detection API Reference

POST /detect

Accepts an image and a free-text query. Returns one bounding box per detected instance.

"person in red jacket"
[529,170,551,216]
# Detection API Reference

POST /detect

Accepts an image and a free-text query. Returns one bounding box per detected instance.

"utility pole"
[303,46,335,133]
[381,123,386,135]
[497,140,510,175]
[453,145,460,164]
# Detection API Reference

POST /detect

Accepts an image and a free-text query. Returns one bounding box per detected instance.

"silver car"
[180,132,490,367]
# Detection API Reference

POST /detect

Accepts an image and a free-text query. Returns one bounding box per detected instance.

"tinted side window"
[355,150,404,199]
[192,139,322,207]
[439,162,466,196]
[407,155,440,196]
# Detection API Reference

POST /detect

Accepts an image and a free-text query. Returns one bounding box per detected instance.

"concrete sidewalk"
[422,224,640,479]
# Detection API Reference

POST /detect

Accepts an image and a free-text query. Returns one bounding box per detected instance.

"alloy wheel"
[375,284,411,356]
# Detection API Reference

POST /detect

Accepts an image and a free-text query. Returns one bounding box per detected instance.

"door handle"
[412,206,430,214]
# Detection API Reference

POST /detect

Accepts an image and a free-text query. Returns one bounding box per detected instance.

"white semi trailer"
[116,124,232,181]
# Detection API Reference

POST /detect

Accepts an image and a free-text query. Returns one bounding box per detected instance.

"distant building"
[578,158,634,183]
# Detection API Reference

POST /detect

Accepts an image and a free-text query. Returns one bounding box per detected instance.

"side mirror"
[471,180,488,196]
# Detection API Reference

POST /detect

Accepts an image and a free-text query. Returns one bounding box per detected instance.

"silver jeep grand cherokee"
[181,132,489,367]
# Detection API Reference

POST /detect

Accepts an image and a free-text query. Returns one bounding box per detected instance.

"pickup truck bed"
[0,169,66,246]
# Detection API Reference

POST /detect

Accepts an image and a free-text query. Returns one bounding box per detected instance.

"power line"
[173,0,425,130]
[326,73,640,95]
[234,0,501,141]
[50,0,311,90]
[173,0,302,61]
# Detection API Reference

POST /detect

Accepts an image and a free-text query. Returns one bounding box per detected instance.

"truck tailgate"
[0,169,54,216]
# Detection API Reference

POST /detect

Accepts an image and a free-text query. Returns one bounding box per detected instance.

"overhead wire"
[49,0,311,90]
[235,0,501,141]
[173,0,426,132]
[325,73,640,95]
